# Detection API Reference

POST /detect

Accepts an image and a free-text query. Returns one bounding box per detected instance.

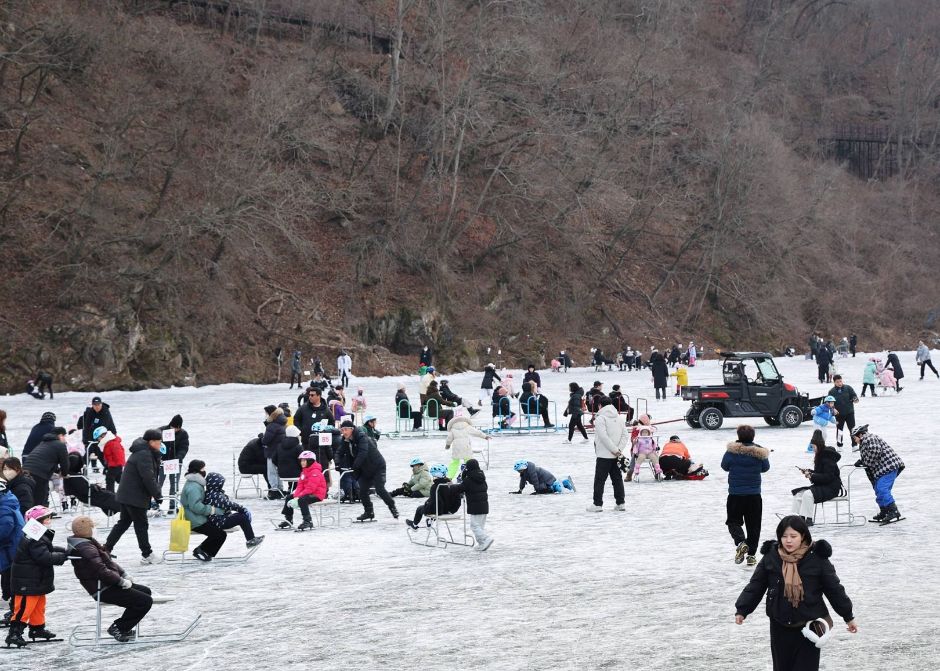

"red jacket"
[294,461,327,501]
[100,434,126,467]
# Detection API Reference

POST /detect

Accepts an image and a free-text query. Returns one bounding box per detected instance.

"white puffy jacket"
[445,415,488,460]
[593,405,628,459]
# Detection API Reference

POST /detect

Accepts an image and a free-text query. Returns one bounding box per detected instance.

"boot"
[28,624,56,641]
[881,503,902,523]
[295,520,314,532]
[107,622,132,643]
[5,622,26,648]
[870,506,888,523]
[1,609,10,626]
[389,505,399,519]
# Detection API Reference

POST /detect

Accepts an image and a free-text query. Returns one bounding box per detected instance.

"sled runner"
[406,488,475,549]
[161,543,261,565]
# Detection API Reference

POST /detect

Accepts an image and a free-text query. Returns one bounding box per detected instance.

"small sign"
[454,407,465,417]
[318,433,333,446]
[162,460,180,475]
[304,370,311,376]
[23,519,47,541]
[162,429,175,443]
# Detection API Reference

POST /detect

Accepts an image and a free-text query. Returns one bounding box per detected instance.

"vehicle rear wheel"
[698,407,723,430]
[778,405,803,428]
[764,416,781,426]
[685,407,701,429]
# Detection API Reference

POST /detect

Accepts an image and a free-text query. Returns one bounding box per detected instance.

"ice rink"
[2,351,936,670]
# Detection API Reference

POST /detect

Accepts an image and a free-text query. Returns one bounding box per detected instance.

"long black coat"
[158,425,189,463]
[650,353,669,387]
[293,401,334,445]
[237,436,266,475]
[80,404,117,446]
[735,540,854,626]
[457,463,488,515]
[262,415,287,460]
[885,352,904,380]
[480,368,501,390]
[11,529,67,596]
[275,436,303,478]
[22,420,55,456]
[22,434,69,481]
[793,447,842,503]
[115,439,162,509]
[349,428,385,477]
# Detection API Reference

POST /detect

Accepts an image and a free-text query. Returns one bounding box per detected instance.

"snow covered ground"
[2,351,938,669]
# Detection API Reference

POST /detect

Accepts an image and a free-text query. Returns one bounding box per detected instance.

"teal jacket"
[862,362,877,385]
[179,474,219,528]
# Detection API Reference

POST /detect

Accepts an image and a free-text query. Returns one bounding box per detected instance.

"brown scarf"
[778,542,810,608]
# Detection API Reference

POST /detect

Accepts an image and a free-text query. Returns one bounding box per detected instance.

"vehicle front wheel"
[686,407,701,429]
[764,416,781,426]
[778,405,803,428]
[698,407,724,430]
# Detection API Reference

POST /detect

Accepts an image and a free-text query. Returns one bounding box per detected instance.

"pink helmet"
[25,505,53,522]
[298,451,317,461]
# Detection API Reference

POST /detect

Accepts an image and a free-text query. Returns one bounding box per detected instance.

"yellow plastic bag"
[168,507,191,553]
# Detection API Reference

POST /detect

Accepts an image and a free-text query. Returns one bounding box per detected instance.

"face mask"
[2,468,16,481]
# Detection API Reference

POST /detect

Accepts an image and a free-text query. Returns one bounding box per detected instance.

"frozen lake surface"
[2,351,936,670]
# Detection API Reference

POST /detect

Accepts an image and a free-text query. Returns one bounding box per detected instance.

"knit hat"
[264,405,277,415]
[142,428,162,441]
[169,414,183,429]
[340,420,356,429]
[285,425,301,439]
[71,516,95,538]
[40,411,56,423]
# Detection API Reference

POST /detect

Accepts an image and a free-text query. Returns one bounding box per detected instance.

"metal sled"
[812,465,867,526]
[69,580,200,648]
[387,399,431,439]
[231,450,264,499]
[161,543,261,565]
[406,488,475,549]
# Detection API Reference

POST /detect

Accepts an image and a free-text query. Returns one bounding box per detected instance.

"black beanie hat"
[264,405,277,415]
[169,414,183,429]
[187,459,206,474]
[142,428,162,441]
[340,420,356,429]
[41,411,56,423]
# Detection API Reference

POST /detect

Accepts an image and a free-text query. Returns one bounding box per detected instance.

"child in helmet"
[405,464,462,529]
[631,427,663,481]
[510,460,575,494]
[278,452,327,531]
[350,388,368,426]
[6,506,67,647]
[810,397,838,446]
[93,427,126,493]
[391,458,433,498]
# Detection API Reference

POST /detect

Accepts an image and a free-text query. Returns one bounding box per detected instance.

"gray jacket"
[518,461,556,493]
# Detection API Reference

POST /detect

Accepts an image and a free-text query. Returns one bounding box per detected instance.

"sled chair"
[406,487,475,549]
[308,468,342,527]
[162,542,262,565]
[69,577,201,647]
[389,399,428,439]
[812,465,867,526]
[232,450,264,499]
[518,397,559,433]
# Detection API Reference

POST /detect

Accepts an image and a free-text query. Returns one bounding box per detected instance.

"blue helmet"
[427,366,435,373]
[824,395,836,403]
[92,426,108,440]
[429,464,448,478]
[409,457,424,467]
[513,460,528,472]
[363,414,377,424]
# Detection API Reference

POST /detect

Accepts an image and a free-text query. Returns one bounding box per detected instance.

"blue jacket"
[811,404,837,428]
[0,491,25,572]
[518,461,557,493]
[721,442,770,495]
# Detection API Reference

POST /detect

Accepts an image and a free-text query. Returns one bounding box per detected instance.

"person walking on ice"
[587,398,626,512]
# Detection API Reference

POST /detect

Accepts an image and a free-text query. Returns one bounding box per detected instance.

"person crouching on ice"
[510,460,574,495]
[390,458,433,498]
[277,451,327,532]
[405,464,461,529]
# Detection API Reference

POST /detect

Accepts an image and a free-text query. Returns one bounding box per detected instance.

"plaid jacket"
[858,434,905,480]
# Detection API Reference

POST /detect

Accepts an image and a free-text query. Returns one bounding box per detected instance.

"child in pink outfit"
[350,388,368,424]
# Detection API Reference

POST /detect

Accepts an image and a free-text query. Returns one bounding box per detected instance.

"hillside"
[1,0,938,390]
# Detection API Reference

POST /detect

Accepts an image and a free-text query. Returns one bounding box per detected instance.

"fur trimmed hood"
[760,539,832,558]
[725,441,770,459]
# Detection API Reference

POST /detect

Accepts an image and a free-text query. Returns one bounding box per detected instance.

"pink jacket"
[294,462,327,501]
[351,396,367,412]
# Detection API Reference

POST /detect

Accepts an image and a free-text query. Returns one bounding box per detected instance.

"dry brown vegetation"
[1,0,938,390]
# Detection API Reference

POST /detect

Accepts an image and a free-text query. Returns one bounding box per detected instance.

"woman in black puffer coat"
[456,459,492,550]
[735,516,857,671]
[790,431,842,525]
[565,383,588,442]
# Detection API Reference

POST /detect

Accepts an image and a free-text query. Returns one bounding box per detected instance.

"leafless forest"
[1,0,938,390]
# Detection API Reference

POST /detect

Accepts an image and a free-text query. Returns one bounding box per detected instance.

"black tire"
[778,404,803,428]
[685,407,701,429]
[698,407,723,430]
[764,416,781,426]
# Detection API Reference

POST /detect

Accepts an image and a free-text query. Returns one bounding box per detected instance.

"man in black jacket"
[522,364,541,392]
[80,397,117,472]
[294,388,334,446]
[22,412,57,457]
[104,430,164,564]
[815,345,833,384]
[342,421,397,522]
[158,415,189,513]
[22,427,69,506]
[827,375,858,448]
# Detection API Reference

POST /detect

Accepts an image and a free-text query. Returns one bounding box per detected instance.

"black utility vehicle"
[682,352,819,430]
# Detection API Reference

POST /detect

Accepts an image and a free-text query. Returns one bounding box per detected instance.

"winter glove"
[154,498,163,506]
[52,552,68,566]
[119,578,133,589]
[854,460,863,468]
[288,498,301,509]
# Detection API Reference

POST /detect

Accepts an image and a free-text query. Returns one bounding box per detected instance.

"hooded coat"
[179,473,220,528]
[735,540,854,626]
[650,352,669,387]
[445,415,487,461]
[457,460,488,515]
[593,405,629,459]
[404,464,433,497]
[23,433,70,481]
[720,441,771,495]
[292,461,327,501]
[115,439,163,509]
[793,447,842,503]
[237,436,267,475]
[4,472,34,516]
[862,361,877,385]
[275,426,303,478]
[204,473,250,527]
[0,490,25,573]
[22,419,56,456]
[262,409,288,461]
[518,461,557,493]
[349,427,385,477]
[97,431,127,468]
[11,528,67,596]
[67,535,125,594]
[885,352,904,380]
